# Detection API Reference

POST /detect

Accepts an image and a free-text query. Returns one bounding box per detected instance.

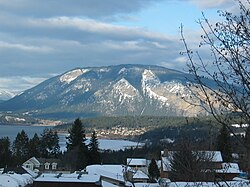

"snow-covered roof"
[127,158,147,166]
[133,170,149,179]
[35,173,100,183]
[21,166,38,178]
[134,183,159,187]
[0,172,33,187]
[102,180,120,187]
[162,151,223,172]
[167,180,250,187]
[86,164,125,182]
[23,156,40,166]
[216,163,241,174]
[199,151,223,162]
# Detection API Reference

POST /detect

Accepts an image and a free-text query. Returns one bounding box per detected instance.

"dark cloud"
[0,0,162,19]
[0,0,211,92]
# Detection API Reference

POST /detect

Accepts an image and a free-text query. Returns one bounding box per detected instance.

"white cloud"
[189,0,234,9]
[0,76,47,93]
[0,41,53,53]
[0,0,223,92]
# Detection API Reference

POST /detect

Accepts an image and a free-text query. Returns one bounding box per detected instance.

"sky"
[0,0,239,93]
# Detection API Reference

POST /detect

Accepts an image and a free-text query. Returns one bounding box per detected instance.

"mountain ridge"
[0,64,213,119]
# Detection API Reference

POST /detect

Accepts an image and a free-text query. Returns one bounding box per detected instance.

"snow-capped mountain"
[0,90,16,101]
[0,64,214,119]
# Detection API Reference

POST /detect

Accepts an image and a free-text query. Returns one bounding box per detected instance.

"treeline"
[0,119,101,171]
[54,115,218,132]
[0,128,60,168]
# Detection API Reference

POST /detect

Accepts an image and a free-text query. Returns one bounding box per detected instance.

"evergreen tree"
[148,158,160,182]
[13,130,29,164]
[40,129,60,158]
[28,133,41,158]
[66,118,88,170]
[88,131,100,164]
[216,124,232,162]
[0,137,12,168]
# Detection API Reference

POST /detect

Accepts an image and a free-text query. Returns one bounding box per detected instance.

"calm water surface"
[0,124,54,141]
[0,124,143,151]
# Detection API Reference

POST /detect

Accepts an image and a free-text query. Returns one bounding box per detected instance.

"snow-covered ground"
[0,172,33,187]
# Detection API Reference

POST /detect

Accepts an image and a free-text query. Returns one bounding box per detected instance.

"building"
[160,149,244,181]
[160,150,223,179]
[22,157,63,173]
[216,163,242,180]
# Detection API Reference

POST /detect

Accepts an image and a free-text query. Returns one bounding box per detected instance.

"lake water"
[0,124,143,151]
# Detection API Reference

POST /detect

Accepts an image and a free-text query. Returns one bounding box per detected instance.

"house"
[22,157,63,173]
[128,170,149,183]
[22,157,41,171]
[216,163,242,180]
[160,150,223,179]
[87,164,129,186]
[126,158,148,171]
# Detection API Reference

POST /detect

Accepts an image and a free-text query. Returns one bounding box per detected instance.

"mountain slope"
[0,64,213,119]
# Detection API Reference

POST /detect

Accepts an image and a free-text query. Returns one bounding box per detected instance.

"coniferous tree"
[66,118,88,170]
[40,129,60,158]
[0,137,12,168]
[217,124,232,162]
[29,133,41,158]
[13,130,29,164]
[148,158,160,182]
[88,131,100,164]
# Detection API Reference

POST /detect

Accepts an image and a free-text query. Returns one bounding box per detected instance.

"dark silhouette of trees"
[148,158,160,182]
[181,0,250,174]
[88,131,100,164]
[12,130,29,164]
[66,118,88,170]
[217,124,232,162]
[0,137,12,168]
[28,133,41,158]
[40,128,60,158]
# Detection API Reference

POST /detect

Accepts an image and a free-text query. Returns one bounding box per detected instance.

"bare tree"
[180,0,250,175]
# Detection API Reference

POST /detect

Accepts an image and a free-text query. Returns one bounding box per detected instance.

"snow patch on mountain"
[5,115,26,122]
[98,68,110,73]
[112,78,140,104]
[118,67,127,75]
[36,93,48,100]
[113,78,138,97]
[141,69,169,104]
[60,69,89,84]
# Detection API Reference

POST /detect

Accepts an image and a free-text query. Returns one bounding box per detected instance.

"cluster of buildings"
[1,149,248,187]
[96,126,147,138]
